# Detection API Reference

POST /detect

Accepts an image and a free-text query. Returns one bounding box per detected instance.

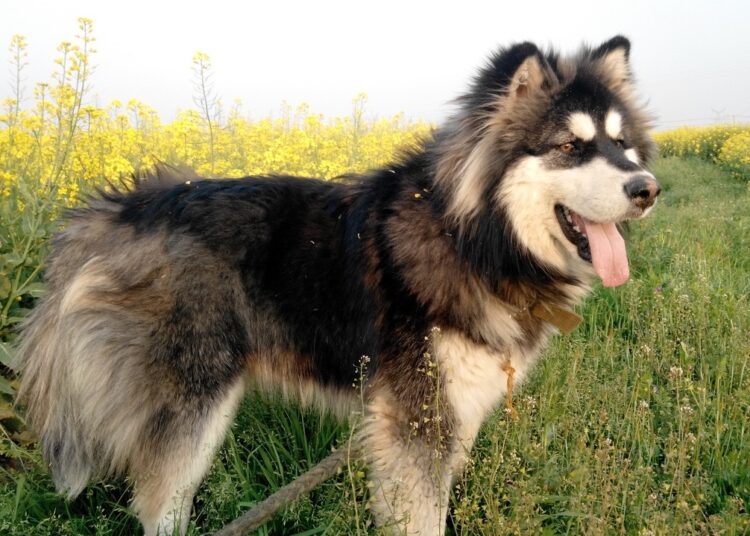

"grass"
[0,156,748,534]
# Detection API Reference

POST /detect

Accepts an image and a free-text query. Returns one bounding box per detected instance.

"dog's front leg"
[364,392,453,535]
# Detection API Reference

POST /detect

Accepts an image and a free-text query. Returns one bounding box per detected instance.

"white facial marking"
[624,148,639,164]
[568,112,596,141]
[496,155,647,274]
[605,110,622,139]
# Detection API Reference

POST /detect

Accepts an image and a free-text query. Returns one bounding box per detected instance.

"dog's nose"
[624,175,661,210]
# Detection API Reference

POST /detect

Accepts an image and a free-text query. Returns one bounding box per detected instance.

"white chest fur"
[434,329,547,453]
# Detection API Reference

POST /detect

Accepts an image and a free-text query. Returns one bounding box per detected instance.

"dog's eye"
[615,138,626,149]
[559,142,577,154]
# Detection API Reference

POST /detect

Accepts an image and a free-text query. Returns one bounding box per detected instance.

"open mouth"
[554,204,630,287]
[555,204,591,262]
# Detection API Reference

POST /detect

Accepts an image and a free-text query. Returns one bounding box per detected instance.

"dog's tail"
[16,179,179,498]
[16,286,97,498]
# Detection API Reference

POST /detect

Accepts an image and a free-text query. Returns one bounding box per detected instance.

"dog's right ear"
[508,50,545,100]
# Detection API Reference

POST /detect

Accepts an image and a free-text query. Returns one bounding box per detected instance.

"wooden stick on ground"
[212,448,352,536]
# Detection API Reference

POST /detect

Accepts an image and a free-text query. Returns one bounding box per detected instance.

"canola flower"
[654,124,750,180]
[0,19,431,212]
[717,131,750,181]
[0,95,431,204]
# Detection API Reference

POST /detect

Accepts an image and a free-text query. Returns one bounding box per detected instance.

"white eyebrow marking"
[624,148,639,163]
[605,109,622,139]
[568,112,596,141]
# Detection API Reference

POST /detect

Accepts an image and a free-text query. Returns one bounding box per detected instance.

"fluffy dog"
[18,36,659,535]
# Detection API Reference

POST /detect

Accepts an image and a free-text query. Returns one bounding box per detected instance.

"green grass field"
[0,156,748,535]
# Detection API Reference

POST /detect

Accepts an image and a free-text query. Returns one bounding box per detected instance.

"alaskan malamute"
[18,36,659,534]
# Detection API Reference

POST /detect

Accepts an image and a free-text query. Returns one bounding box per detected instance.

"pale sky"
[2,0,749,129]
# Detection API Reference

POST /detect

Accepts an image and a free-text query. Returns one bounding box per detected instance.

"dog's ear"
[593,36,632,92]
[508,48,546,99]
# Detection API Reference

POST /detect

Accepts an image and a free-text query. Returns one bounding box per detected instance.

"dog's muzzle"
[624,174,661,210]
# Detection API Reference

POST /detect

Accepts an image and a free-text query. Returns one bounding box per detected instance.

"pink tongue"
[576,216,630,287]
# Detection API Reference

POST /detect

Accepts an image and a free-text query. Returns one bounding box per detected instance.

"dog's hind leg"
[131,379,246,536]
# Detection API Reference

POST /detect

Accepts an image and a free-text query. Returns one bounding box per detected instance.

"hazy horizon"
[2,0,749,130]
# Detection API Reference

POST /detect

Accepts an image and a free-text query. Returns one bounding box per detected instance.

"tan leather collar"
[530,302,583,335]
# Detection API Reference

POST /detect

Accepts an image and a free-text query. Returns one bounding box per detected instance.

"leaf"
[3,252,23,269]
[8,309,32,323]
[23,282,46,298]
[16,180,37,204]
[0,342,15,370]
[0,374,15,395]
[0,273,11,299]
[11,430,35,446]
[0,402,17,421]
[21,212,35,236]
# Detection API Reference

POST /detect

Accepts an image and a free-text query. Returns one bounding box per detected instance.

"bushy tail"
[16,201,171,498]
[17,291,95,497]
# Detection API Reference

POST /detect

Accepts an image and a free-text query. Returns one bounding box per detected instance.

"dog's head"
[436,36,658,288]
